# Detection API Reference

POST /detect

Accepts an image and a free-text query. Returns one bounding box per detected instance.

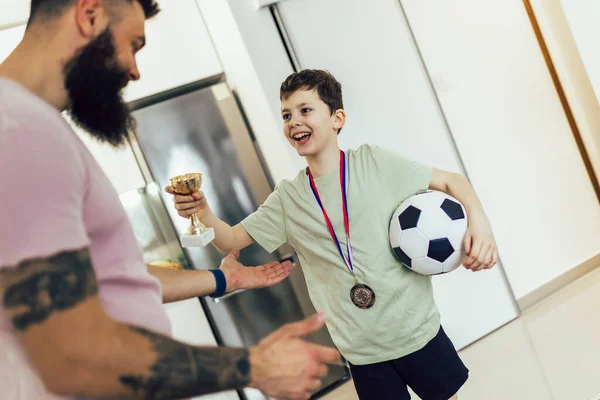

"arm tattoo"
[120,327,251,399]
[0,248,97,331]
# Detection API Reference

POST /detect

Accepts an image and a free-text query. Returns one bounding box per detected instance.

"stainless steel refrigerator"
[125,74,350,400]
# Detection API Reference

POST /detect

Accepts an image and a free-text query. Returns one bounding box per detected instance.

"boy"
[167,70,498,400]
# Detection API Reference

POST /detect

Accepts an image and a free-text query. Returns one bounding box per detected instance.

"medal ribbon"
[308,150,354,274]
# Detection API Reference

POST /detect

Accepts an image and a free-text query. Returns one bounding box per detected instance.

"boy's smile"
[291,130,312,146]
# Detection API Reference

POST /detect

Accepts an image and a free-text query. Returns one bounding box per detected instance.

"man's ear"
[75,0,109,38]
[333,109,347,132]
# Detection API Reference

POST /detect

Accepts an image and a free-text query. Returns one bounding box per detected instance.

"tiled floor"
[322,268,600,400]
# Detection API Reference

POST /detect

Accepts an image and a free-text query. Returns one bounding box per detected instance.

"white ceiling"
[0,0,30,31]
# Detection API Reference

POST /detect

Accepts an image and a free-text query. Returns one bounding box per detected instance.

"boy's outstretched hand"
[462,211,498,271]
[220,249,295,293]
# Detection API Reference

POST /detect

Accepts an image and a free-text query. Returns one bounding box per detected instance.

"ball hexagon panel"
[399,228,429,259]
[412,256,444,276]
[416,206,452,241]
[442,251,464,273]
[410,190,443,210]
[446,219,469,252]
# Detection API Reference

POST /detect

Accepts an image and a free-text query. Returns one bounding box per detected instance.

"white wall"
[561,0,600,102]
[124,0,222,102]
[195,0,299,183]
[0,24,24,62]
[0,0,29,30]
[528,0,600,205]
[401,0,600,299]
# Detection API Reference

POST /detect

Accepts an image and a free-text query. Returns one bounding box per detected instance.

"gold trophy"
[169,173,215,247]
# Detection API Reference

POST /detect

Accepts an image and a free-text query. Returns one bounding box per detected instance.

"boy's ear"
[333,109,346,131]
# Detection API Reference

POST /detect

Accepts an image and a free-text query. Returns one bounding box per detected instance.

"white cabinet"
[124,0,223,102]
[562,0,600,101]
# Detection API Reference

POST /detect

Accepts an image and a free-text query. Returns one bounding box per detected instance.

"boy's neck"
[306,144,341,179]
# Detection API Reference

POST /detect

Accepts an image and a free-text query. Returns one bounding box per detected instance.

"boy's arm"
[202,211,255,254]
[429,168,498,271]
[166,186,287,256]
[0,248,338,399]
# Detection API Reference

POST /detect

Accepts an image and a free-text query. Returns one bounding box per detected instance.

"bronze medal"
[350,283,376,309]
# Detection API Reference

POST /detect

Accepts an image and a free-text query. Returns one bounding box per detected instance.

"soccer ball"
[389,190,468,275]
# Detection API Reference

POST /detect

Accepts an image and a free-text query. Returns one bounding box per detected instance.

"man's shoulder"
[0,81,87,188]
[0,79,82,158]
[0,78,70,132]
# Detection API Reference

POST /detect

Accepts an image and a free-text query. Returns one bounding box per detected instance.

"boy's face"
[280,89,345,158]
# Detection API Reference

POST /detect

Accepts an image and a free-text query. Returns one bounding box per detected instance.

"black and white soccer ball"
[389,190,468,275]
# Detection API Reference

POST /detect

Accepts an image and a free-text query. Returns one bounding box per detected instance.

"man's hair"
[280,69,344,116]
[28,0,160,27]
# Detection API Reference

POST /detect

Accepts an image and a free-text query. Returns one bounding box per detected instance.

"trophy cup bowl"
[169,173,215,247]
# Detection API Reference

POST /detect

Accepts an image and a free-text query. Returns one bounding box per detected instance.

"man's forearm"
[49,317,252,399]
[94,322,251,400]
[147,266,217,303]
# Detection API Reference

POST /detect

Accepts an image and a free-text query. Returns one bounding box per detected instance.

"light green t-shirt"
[241,144,440,365]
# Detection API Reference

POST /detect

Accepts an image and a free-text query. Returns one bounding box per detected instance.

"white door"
[272,0,519,350]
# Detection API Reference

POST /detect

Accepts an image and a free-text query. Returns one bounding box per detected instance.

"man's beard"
[63,27,135,147]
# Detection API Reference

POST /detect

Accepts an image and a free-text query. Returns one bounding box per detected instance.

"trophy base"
[180,228,215,248]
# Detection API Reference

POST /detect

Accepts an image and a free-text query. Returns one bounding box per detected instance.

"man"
[0,1,340,399]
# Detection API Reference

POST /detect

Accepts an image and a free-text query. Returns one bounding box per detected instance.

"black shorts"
[349,326,469,400]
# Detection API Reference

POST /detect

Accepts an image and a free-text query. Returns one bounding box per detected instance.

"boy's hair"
[280,69,344,132]
[28,0,160,27]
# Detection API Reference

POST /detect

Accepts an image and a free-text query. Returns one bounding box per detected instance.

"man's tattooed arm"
[120,327,250,399]
[0,248,250,399]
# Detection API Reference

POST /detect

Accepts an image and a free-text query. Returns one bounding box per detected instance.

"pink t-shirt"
[0,79,171,399]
